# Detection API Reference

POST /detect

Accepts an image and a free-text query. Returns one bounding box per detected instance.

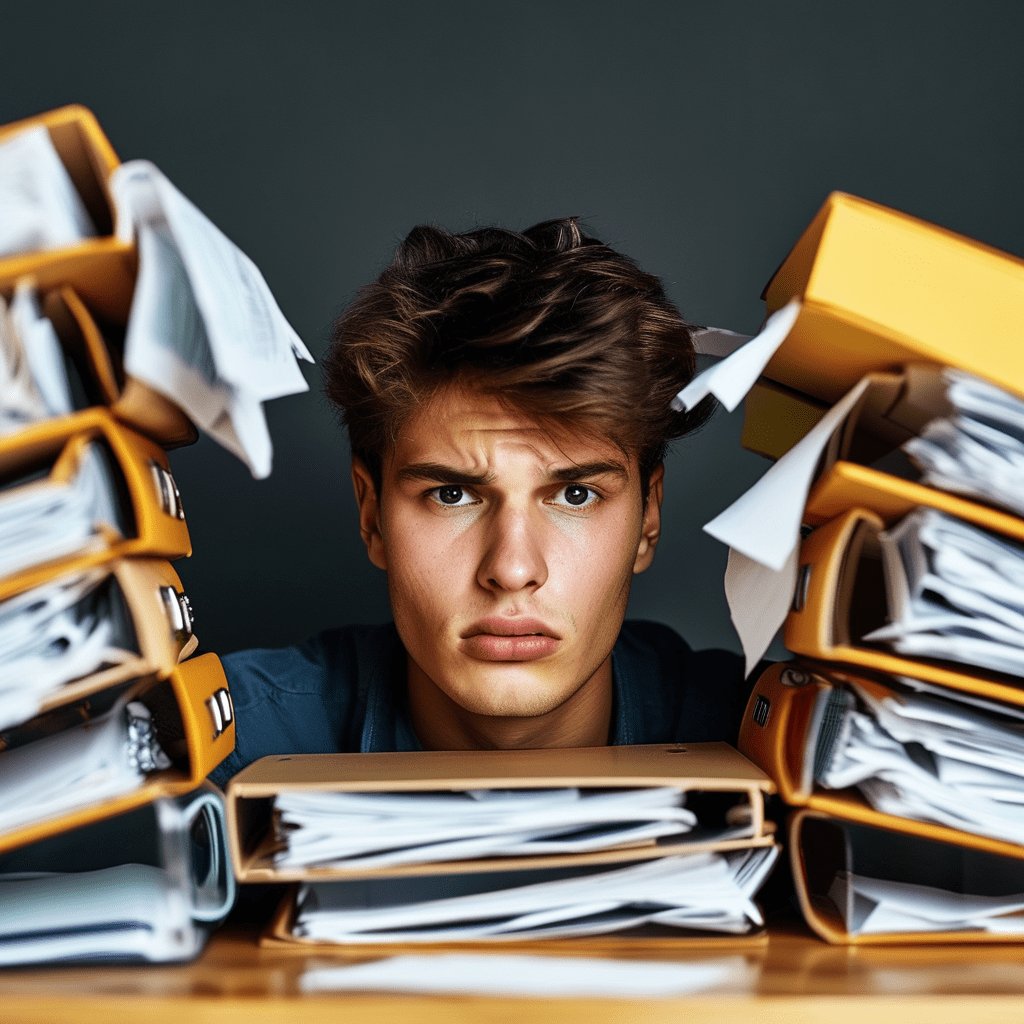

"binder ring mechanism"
[205,687,233,742]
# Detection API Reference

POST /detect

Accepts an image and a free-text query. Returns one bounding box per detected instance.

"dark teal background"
[3,2,1022,657]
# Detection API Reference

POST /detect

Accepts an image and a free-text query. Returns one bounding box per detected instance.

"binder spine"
[170,653,235,782]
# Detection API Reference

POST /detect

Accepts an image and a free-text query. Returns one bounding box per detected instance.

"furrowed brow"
[396,462,494,486]
[549,461,630,483]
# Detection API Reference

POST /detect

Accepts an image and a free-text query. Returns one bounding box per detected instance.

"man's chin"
[441,668,573,720]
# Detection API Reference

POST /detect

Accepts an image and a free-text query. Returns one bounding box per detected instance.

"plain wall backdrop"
[2,1,1022,658]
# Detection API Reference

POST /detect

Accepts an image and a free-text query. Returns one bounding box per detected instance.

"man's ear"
[633,462,664,574]
[351,456,387,571]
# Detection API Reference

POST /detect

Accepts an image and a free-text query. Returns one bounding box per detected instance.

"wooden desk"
[4,920,1024,1023]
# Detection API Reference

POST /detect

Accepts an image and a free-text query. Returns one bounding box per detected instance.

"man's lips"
[461,618,560,640]
[460,619,561,662]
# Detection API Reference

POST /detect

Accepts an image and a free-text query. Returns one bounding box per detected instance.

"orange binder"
[739,662,1024,860]
[784,507,1024,707]
[0,652,234,857]
[0,106,134,324]
[757,191,1024,405]
[42,286,197,448]
[789,809,1024,946]
[227,743,777,884]
[0,408,191,600]
[739,663,1024,944]
[12,557,199,717]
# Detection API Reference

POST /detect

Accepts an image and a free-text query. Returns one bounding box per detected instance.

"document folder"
[226,743,777,883]
[790,809,1024,945]
[3,556,200,722]
[0,652,234,856]
[784,507,1024,707]
[757,191,1024,405]
[0,784,235,964]
[742,367,1024,543]
[42,286,197,448]
[0,407,191,600]
[241,745,778,955]
[739,662,1024,860]
[0,106,134,324]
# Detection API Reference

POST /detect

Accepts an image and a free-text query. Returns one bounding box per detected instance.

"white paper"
[293,847,777,943]
[864,508,1024,677]
[672,299,800,413]
[816,676,1024,845]
[0,570,135,731]
[831,870,1024,936]
[0,125,95,259]
[705,376,872,668]
[275,786,700,870]
[110,161,313,478]
[905,369,1024,517]
[0,440,125,580]
[6,282,72,420]
[301,952,751,999]
[0,703,141,835]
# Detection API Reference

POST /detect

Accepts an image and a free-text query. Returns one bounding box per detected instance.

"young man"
[209,218,749,785]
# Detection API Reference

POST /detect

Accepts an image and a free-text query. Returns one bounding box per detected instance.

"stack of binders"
[0,106,237,962]
[226,745,781,955]
[709,192,1024,943]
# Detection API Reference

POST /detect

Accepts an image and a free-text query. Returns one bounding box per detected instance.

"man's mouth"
[460,619,561,661]
[462,618,560,639]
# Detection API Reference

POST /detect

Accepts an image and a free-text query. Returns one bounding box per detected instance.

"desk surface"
[4,921,1024,1023]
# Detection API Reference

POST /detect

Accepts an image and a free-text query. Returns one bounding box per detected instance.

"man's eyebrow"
[549,461,629,482]
[396,462,495,485]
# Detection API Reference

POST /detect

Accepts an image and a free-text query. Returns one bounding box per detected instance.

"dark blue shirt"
[209,620,750,787]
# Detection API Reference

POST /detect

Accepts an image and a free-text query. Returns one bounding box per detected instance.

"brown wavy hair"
[323,217,712,498]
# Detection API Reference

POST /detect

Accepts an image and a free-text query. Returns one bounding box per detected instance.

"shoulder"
[221,622,399,704]
[209,623,400,785]
[614,620,751,744]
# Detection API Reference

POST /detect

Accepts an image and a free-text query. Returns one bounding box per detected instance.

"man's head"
[324,218,710,748]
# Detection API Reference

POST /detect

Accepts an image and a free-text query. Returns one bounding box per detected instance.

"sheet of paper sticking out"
[110,161,313,478]
[300,952,753,999]
[672,299,800,413]
[710,377,872,670]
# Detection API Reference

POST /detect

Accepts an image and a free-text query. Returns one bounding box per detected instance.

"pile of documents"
[0,103,304,961]
[682,191,1024,943]
[227,745,780,950]
[292,850,777,943]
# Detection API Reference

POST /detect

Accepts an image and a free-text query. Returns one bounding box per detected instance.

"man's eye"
[430,485,476,506]
[552,484,597,508]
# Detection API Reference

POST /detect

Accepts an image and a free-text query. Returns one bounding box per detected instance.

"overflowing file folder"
[228,745,781,953]
[0,784,235,964]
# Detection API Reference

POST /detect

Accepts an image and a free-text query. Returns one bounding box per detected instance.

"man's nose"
[477,503,549,593]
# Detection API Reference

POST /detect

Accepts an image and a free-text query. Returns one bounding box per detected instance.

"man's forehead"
[391,390,629,471]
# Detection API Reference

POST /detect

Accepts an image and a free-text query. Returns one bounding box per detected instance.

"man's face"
[352,387,662,726]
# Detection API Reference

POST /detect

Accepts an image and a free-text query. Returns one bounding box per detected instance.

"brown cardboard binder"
[0,106,135,324]
[0,652,234,857]
[24,557,199,716]
[0,407,191,601]
[784,506,1024,708]
[42,286,197,449]
[757,191,1024,405]
[226,743,777,884]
